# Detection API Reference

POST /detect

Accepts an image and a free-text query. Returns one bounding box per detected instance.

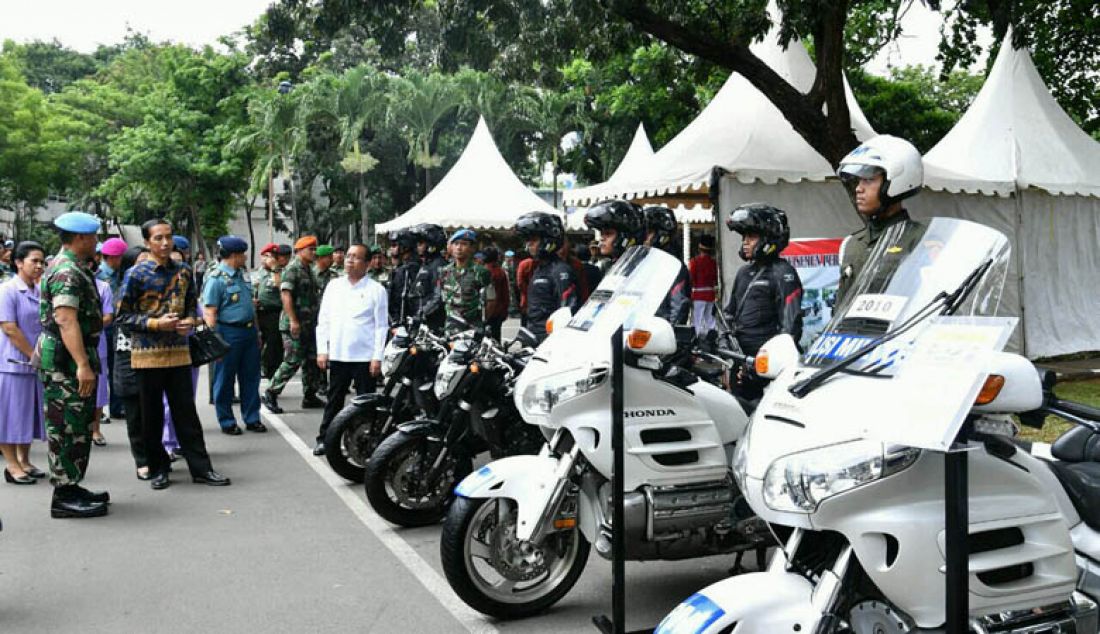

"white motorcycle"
[440,247,769,619]
[657,217,1100,633]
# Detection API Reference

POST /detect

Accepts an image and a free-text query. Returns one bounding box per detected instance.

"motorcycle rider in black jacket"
[643,205,692,325]
[410,223,448,331]
[723,203,803,400]
[515,212,578,342]
[388,228,421,323]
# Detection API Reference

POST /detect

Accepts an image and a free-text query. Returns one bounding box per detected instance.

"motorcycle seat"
[1051,426,1100,462]
[1047,461,1100,531]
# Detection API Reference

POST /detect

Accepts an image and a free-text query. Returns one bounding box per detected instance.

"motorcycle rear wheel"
[440,496,589,619]
[364,431,471,527]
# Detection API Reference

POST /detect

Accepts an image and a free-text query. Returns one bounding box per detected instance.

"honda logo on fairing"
[624,409,676,418]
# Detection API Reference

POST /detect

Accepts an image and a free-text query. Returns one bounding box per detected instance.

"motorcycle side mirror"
[626,316,677,356]
[545,306,572,335]
[514,328,538,349]
[755,334,799,379]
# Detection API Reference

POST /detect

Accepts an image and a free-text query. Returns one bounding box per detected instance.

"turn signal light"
[975,374,1005,405]
[546,318,555,335]
[626,329,651,350]
[755,350,769,375]
[553,517,577,530]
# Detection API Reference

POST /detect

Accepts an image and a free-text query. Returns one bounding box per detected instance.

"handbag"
[189,324,230,367]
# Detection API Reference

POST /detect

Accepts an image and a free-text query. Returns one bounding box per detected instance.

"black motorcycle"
[323,320,449,482]
[364,328,544,527]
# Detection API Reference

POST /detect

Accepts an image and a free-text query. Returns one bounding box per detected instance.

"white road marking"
[260,409,499,634]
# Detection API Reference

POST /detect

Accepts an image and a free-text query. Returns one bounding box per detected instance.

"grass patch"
[1018,378,1100,443]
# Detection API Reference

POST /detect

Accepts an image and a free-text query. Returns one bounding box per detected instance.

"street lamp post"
[268,81,294,245]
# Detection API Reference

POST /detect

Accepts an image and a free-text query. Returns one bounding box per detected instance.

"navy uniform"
[414,253,447,330]
[202,236,264,434]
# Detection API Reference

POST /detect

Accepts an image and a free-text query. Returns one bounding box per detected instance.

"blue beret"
[450,228,477,243]
[217,235,248,254]
[172,235,191,251]
[54,211,101,235]
[474,251,485,259]
[504,250,515,257]
[3,240,13,249]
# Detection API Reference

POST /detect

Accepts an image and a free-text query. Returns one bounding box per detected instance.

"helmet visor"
[838,163,883,181]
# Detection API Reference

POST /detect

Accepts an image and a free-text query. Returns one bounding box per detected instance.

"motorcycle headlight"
[519,364,609,422]
[763,440,921,513]
[434,359,466,400]
[382,345,404,378]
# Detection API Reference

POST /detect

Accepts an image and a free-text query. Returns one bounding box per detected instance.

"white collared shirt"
[315,274,389,362]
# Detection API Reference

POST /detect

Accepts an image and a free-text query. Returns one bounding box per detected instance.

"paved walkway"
[0,361,743,633]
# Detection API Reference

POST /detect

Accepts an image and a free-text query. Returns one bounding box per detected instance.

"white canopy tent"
[377,117,558,233]
[908,34,1100,358]
[564,123,654,209]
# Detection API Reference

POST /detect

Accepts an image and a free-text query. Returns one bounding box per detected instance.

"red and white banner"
[781,238,843,350]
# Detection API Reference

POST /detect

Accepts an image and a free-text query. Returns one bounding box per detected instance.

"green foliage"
[849,64,983,152]
[1,39,98,94]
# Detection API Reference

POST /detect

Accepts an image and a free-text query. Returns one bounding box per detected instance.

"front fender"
[396,418,446,439]
[453,454,562,541]
[655,572,818,634]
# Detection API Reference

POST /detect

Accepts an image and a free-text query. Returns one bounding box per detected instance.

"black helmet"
[515,212,565,257]
[389,228,418,251]
[411,223,446,254]
[726,203,790,261]
[584,200,644,257]
[643,205,677,250]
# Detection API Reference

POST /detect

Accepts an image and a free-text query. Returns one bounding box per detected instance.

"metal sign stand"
[944,423,971,634]
[594,326,629,634]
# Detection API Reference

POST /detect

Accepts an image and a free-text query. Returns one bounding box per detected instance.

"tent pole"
[1013,186,1029,357]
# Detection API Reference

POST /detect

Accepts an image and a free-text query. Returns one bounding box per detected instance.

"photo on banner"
[781,238,843,350]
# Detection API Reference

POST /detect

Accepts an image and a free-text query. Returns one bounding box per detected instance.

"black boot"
[51,485,109,519]
[261,389,284,414]
[74,485,111,504]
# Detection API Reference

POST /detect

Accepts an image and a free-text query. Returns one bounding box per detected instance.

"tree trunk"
[187,205,207,257]
[245,194,258,269]
[606,0,859,167]
[359,173,369,243]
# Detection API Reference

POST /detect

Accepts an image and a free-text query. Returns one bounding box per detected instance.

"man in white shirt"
[313,244,388,455]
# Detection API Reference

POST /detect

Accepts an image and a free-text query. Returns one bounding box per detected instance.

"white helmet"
[837,134,923,211]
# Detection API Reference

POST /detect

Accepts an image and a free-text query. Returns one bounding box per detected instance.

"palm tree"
[386,70,463,193]
[516,88,583,208]
[227,86,305,235]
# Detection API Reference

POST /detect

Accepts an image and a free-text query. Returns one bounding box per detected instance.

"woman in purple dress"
[0,242,47,484]
[92,278,113,446]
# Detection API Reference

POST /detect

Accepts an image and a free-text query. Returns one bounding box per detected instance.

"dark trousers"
[121,394,146,469]
[137,366,214,477]
[213,324,261,428]
[105,325,123,417]
[487,317,504,343]
[317,361,376,443]
[257,310,283,378]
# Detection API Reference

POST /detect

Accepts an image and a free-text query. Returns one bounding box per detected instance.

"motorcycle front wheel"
[440,496,589,619]
[324,404,400,483]
[364,431,471,527]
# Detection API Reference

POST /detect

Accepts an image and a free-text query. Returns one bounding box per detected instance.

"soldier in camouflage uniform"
[313,244,341,398]
[253,243,286,378]
[37,212,109,518]
[262,236,323,413]
[439,229,496,335]
[367,245,390,286]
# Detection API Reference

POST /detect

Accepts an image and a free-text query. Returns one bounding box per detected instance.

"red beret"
[260,243,278,255]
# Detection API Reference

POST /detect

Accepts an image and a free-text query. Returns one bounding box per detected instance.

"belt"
[218,320,255,329]
[256,307,281,315]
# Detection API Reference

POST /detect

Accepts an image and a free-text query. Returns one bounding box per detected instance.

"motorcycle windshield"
[566,246,681,338]
[803,217,1011,371]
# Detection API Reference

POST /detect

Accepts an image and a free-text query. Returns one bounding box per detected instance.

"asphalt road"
[0,350,749,633]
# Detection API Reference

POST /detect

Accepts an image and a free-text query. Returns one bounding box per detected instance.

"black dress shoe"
[312,442,326,456]
[4,469,36,485]
[301,396,326,409]
[192,470,231,486]
[136,469,152,481]
[151,471,171,490]
[245,422,268,433]
[261,390,284,414]
[25,466,46,479]
[221,424,243,436]
[51,486,108,518]
[75,485,110,504]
